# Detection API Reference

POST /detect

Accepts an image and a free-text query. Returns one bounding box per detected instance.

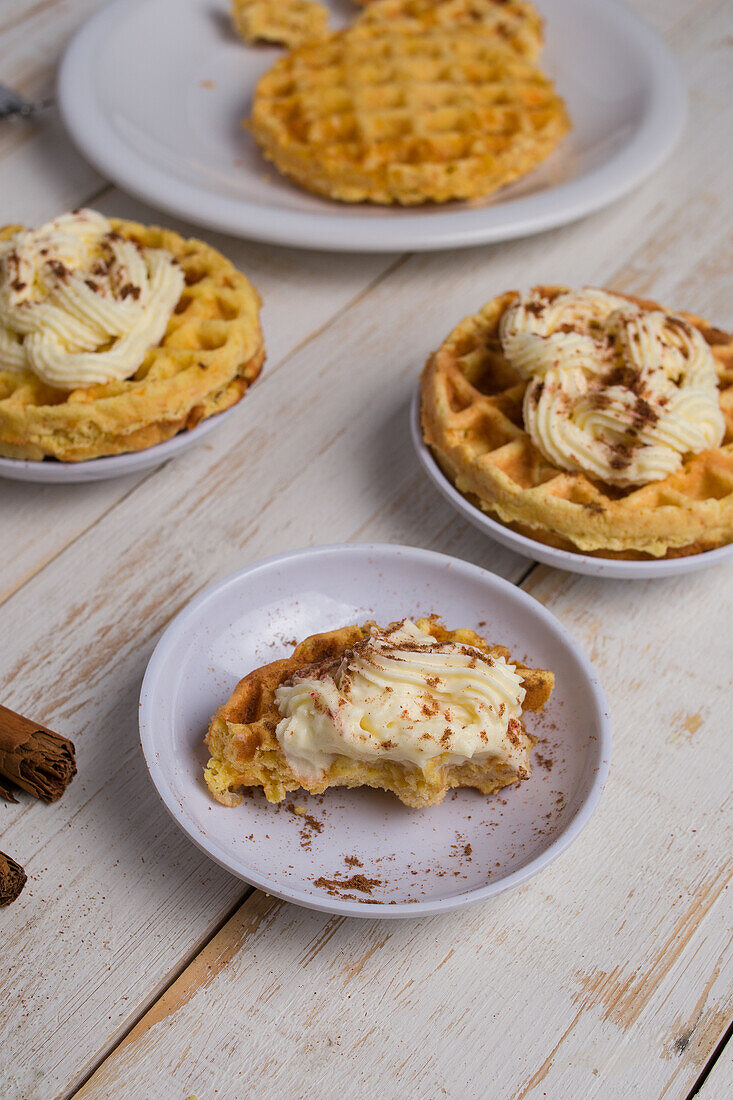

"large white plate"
[139,543,611,918]
[58,0,686,252]
[0,407,234,483]
[410,390,733,579]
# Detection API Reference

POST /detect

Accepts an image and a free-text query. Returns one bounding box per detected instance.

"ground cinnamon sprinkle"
[286,802,323,849]
[313,874,382,897]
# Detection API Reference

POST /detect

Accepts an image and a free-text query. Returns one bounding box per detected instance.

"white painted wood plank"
[695,1039,733,1099]
[0,0,107,213]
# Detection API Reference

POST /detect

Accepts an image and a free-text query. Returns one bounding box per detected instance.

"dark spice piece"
[609,443,633,471]
[48,260,70,281]
[0,704,76,803]
[605,364,642,393]
[0,851,26,906]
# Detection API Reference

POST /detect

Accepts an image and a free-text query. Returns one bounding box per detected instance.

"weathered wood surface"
[696,1038,733,1098]
[0,1,731,1098]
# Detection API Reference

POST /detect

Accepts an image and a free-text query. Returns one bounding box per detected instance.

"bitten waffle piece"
[421,287,733,559]
[249,23,569,205]
[205,616,554,810]
[0,217,264,462]
[231,0,329,47]
[354,0,544,60]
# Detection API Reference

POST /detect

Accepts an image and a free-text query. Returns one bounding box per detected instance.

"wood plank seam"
[685,1016,733,1098]
[66,885,256,1100]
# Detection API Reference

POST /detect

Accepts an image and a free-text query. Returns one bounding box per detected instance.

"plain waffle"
[249,23,569,205]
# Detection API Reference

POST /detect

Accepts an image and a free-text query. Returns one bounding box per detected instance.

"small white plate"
[410,390,733,579]
[139,543,611,918]
[0,408,234,484]
[59,0,685,252]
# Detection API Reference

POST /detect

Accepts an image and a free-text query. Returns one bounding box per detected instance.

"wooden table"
[1,1,731,1097]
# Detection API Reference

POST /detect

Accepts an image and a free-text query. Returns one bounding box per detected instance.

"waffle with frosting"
[230,0,329,47]
[0,211,264,462]
[249,22,569,205]
[205,616,554,810]
[354,0,544,59]
[421,286,733,558]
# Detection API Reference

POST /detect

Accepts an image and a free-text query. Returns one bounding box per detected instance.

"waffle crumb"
[231,0,329,47]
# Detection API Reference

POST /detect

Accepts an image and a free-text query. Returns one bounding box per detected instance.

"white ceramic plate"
[139,543,611,918]
[58,0,685,252]
[0,407,235,483]
[410,390,733,579]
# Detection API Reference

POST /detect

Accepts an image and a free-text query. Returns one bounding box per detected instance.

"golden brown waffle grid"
[354,0,544,59]
[249,23,569,205]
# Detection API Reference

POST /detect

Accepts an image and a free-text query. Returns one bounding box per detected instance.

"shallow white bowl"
[139,543,611,918]
[410,390,733,579]
[0,407,234,484]
[59,0,685,252]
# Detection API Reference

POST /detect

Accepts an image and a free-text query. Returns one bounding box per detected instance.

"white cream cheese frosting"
[499,287,725,487]
[274,619,527,780]
[0,209,184,390]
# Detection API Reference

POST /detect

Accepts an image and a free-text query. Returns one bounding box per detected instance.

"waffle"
[421,288,733,558]
[249,24,569,205]
[0,219,264,462]
[204,616,554,809]
[231,0,329,47]
[354,0,544,60]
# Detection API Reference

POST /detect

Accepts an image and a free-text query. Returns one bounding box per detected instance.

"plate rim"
[410,388,733,578]
[57,0,687,252]
[0,405,235,483]
[139,541,612,918]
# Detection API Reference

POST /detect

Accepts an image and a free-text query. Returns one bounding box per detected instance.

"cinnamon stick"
[0,850,26,906]
[0,704,76,802]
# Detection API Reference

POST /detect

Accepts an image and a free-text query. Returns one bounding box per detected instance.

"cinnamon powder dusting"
[313,874,382,898]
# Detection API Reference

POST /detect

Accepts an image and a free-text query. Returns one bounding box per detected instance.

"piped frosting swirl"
[499,287,725,487]
[0,209,184,390]
[274,619,527,779]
